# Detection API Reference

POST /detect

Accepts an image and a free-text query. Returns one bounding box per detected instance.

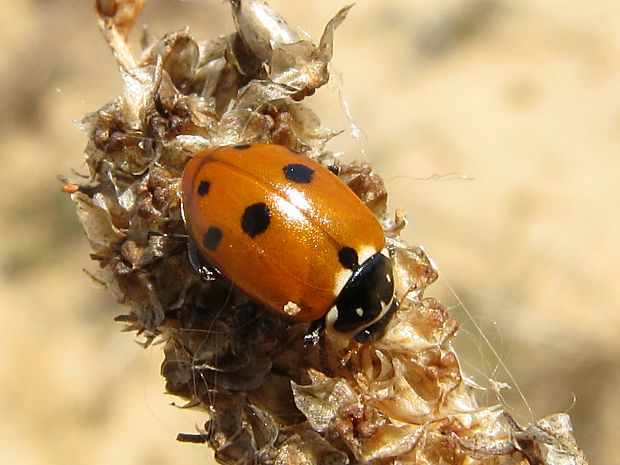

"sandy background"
[1,0,618,464]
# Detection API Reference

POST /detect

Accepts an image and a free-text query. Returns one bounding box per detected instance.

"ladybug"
[181,143,397,344]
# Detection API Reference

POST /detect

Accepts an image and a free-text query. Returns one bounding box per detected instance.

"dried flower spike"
[65,1,588,464]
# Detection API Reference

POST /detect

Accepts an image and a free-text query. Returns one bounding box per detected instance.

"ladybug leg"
[354,299,399,343]
[304,317,326,346]
[148,230,189,240]
[148,232,220,280]
[187,238,220,281]
[153,91,169,117]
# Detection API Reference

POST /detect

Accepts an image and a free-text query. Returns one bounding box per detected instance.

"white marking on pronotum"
[386,273,392,283]
[380,297,394,318]
[357,245,378,266]
[356,308,364,317]
[325,305,356,344]
[325,306,339,329]
[333,268,352,296]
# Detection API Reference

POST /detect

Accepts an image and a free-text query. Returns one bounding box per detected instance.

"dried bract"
[65,1,588,464]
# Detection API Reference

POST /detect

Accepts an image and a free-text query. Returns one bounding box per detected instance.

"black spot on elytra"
[234,144,251,150]
[338,247,359,270]
[283,163,314,184]
[203,226,223,251]
[241,202,271,238]
[197,180,210,196]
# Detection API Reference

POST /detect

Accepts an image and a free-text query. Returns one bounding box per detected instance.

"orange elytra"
[181,143,397,343]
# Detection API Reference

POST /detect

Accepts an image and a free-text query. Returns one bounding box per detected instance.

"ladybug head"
[326,251,398,343]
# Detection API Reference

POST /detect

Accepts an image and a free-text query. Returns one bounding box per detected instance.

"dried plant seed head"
[64,1,589,464]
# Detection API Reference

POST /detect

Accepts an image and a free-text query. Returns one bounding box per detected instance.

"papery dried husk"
[65,1,588,464]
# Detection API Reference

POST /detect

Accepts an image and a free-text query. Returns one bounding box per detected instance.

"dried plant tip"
[229,0,353,98]
[319,4,354,60]
[96,0,118,18]
[231,0,302,62]
[96,0,146,40]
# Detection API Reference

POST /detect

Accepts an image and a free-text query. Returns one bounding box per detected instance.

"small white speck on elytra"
[386,274,392,283]
[283,301,301,316]
[356,308,364,317]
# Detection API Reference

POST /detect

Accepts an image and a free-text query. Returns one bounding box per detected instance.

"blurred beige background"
[1,0,617,464]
